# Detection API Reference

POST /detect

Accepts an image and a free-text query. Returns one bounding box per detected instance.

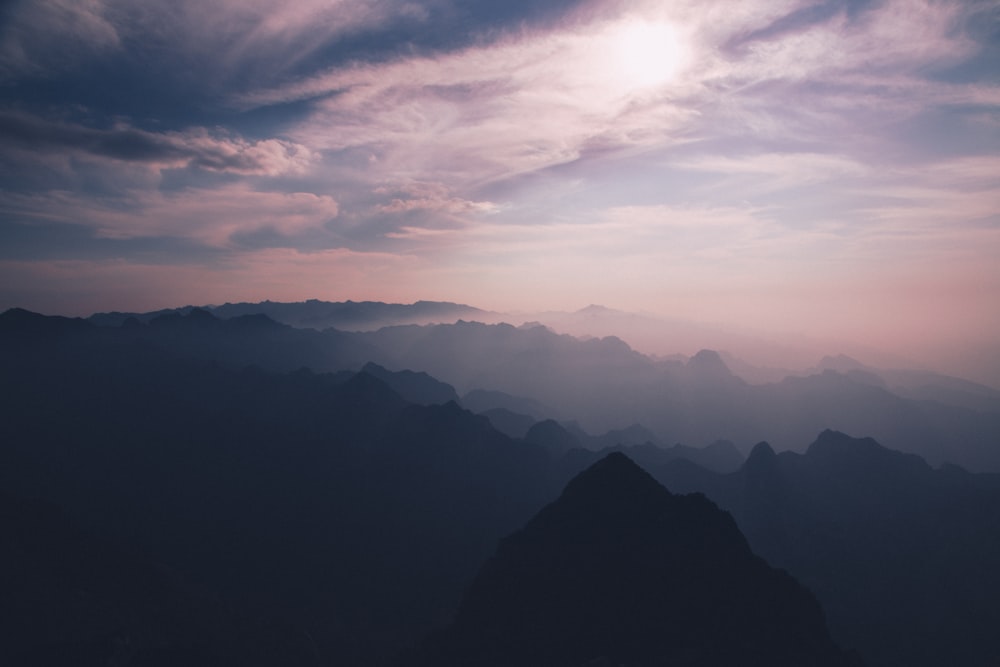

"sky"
[1,0,999,383]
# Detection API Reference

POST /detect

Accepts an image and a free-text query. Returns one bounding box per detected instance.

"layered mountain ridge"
[14,305,998,470]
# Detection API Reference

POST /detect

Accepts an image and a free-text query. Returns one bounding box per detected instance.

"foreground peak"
[407,453,858,666]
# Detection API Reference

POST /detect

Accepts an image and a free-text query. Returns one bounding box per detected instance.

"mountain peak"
[556,450,667,509]
[686,348,735,381]
[806,430,930,475]
[410,452,855,666]
[690,348,727,366]
[746,440,777,467]
[808,429,879,457]
[817,354,868,373]
[577,304,616,315]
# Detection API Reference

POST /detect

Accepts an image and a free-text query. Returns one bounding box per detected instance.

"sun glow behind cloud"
[607,19,686,90]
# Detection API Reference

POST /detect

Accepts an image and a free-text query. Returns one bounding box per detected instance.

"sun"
[610,19,684,90]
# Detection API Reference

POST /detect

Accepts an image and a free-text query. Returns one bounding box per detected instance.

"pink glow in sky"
[1,0,998,383]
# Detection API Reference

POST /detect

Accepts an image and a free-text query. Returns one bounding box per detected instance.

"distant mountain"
[359,321,1000,469]
[360,362,460,405]
[520,303,828,370]
[405,452,859,667]
[815,353,870,374]
[570,422,661,449]
[656,430,1000,667]
[0,307,92,339]
[550,437,745,478]
[809,354,1000,414]
[86,302,1000,409]
[460,388,553,419]
[477,407,537,439]
[87,307,378,373]
[89,299,492,331]
[524,419,581,458]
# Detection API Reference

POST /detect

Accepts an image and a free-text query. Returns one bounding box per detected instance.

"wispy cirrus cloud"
[0,0,428,84]
[0,0,120,79]
[0,112,315,176]
[0,184,339,247]
[374,181,499,215]
[230,0,993,197]
[245,15,705,187]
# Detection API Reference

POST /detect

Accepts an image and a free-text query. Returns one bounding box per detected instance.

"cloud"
[675,152,870,192]
[855,156,1000,247]
[224,0,992,198]
[0,184,339,247]
[0,0,120,79]
[241,13,706,188]
[0,0,430,84]
[722,0,973,81]
[679,0,987,147]
[374,181,499,215]
[0,112,316,176]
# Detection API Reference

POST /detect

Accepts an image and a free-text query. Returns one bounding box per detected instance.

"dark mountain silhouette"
[89,299,490,331]
[0,307,92,339]
[655,430,1000,667]
[0,491,325,666]
[360,362,460,405]
[86,304,205,327]
[0,314,562,665]
[140,307,372,371]
[405,452,859,667]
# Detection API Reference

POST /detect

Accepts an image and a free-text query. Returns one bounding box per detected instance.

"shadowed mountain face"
[656,430,1000,667]
[407,453,859,667]
[0,314,558,665]
[0,492,326,667]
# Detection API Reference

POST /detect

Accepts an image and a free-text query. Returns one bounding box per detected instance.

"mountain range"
[59,304,1000,471]
[3,303,1000,665]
